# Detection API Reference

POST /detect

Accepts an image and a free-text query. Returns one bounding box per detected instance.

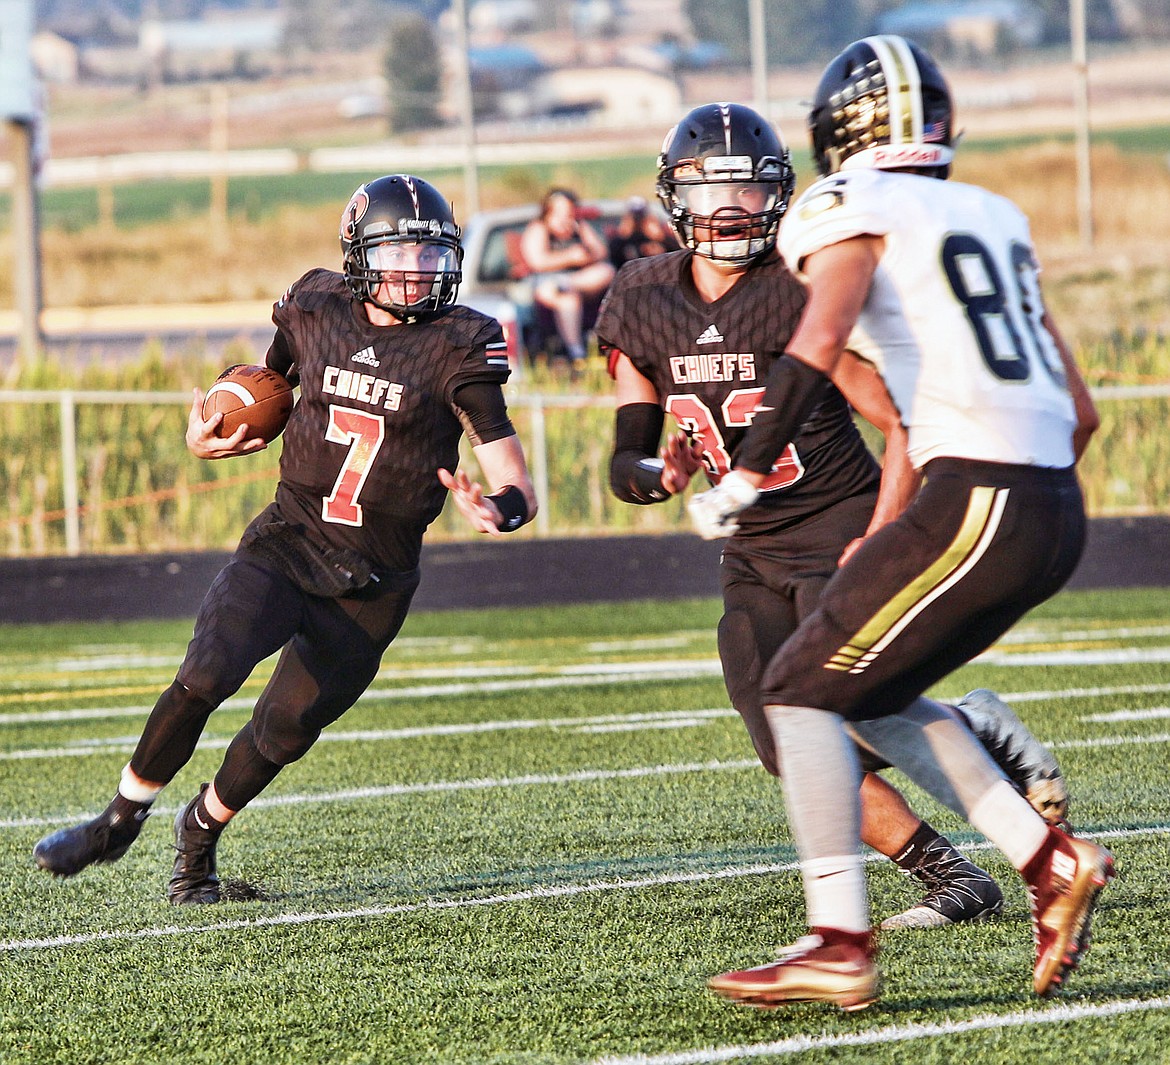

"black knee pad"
[718,610,780,777]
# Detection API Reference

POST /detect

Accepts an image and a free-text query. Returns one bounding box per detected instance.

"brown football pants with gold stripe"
[758,458,1086,722]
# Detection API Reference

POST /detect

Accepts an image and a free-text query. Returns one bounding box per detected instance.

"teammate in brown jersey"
[33,175,538,904]
[598,103,1068,930]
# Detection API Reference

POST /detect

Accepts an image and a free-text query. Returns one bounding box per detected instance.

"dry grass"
[2,141,1164,347]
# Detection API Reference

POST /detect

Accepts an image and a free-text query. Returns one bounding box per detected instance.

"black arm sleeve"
[452,380,515,446]
[265,328,298,386]
[734,354,832,475]
[610,402,670,505]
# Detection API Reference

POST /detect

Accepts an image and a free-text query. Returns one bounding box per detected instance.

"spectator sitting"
[520,187,615,369]
[608,196,677,268]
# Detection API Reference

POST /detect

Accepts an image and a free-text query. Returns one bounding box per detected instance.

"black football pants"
[129,557,416,804]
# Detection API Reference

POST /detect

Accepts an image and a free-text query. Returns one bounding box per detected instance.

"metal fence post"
[529,395,549,537]
[59,390,80,555]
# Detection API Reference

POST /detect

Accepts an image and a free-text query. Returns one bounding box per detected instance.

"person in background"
[520,186,615,371]
[33,175,537,905]
[608,195,677,268]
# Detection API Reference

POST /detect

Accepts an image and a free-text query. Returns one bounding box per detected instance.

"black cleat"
[33,800,148,877]
[168,784,222,906]
[882,837,1004,929]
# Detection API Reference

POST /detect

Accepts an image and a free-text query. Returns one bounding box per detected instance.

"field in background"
[1,589,1168,1064]
[1,126,1169,344]
[2,334,1168,557]
[1,119,1168,555]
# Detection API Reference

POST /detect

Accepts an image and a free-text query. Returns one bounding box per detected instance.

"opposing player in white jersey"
[693,36,1113,1010]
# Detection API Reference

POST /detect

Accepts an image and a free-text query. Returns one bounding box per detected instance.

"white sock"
[803,855,869,933]
[118,763,164,804]
[968,779,1049,870]
[767,705,869,933]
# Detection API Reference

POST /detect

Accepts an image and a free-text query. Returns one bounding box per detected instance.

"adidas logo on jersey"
[351,346,380,367]
[695,324,724,345]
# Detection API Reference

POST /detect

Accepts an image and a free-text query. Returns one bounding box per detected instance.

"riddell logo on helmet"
[871,145,947,166]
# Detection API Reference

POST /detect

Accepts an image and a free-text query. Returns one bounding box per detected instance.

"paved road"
[0,302,275,363]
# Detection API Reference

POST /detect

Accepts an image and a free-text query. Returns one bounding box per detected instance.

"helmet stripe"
[403,174,421,218]
[865,34,922,146]
[719,102,732,154]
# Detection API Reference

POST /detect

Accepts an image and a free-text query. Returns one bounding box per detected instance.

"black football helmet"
[340,174,463,320]
[809,35,955,178]
[656,103,795,267]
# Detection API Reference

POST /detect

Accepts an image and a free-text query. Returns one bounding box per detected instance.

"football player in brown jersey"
[33,175,538,904]
[598,103,1068,935]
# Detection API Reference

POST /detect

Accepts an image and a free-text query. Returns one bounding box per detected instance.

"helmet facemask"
[345,235,462,321]
[339,175,464,322]
[660,155,788,267]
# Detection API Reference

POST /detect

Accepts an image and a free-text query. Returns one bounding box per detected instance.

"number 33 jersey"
[596,250,880,537]
[263,268,510,573]
[780,169,1077,470]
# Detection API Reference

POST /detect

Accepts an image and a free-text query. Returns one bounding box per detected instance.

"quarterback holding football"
[34,175,537,903]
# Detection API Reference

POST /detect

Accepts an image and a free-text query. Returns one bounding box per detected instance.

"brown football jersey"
[597,250,880,535]
[263,268,511,572]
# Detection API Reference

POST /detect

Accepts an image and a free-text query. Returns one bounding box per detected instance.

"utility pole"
[1,0,43,364]
[451,0,479,217]
[1070,0,1094,248]
[8,117,43,362]
[748,0,767,118]
[209,82,229,254]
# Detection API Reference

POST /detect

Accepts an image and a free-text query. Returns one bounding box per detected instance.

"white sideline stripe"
[0,662,725,726]
[1082,706,1170,722]
[0,758,761,829]
[8,672,1170,729]
[4,858,806,952]
[591,997,1170,1065]
[978,647,1170,666]
[3,825,1164,954]
[996,682,1170,703]
[998,622,1170,643]
[11,730,1170,828]
[0,708,740,761]
[8,718,1170,766]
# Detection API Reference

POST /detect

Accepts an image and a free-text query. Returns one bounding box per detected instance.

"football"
[202,364,294,443]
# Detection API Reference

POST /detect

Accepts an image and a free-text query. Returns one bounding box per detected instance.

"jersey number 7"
[322,405,385,526]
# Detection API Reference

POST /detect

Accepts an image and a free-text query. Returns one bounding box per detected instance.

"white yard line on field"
[0,661,725,724]
[1,824,1164,953]
[590,995,1170,1065]
[1082,706,1170,722]
[8,668,1170,728]
[0,707,740,761]
[6,720,1167,830]
[0,758,760,829]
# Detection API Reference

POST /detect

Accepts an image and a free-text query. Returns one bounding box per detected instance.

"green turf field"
[2,589,1168,1064]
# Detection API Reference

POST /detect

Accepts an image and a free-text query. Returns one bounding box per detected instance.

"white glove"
[688,470,760,539]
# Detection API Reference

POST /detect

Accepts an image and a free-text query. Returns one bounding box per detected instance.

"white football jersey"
[780,169,1077,469]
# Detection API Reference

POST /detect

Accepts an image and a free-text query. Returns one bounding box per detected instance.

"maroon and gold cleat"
[1024,826,1115,996]
[707,928,879,1012]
